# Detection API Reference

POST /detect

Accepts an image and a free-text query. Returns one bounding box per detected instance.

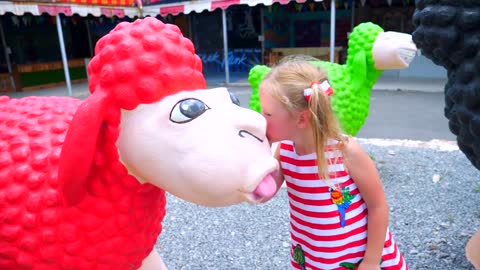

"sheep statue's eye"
[229,91,240,106]
[170,98,209,123]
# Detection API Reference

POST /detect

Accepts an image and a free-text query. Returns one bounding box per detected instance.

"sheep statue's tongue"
[253,174,277,199]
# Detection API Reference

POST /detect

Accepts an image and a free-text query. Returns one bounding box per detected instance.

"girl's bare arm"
[343,138,389,267]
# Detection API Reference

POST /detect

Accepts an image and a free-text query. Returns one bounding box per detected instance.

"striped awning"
[142,0,321,17]
[59,0,134,6]
[0,1,139,17]
[0,0,328,18]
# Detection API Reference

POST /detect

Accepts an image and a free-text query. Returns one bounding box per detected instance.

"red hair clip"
[303,80,333,102]
[319,80,334,96]
[303,87,313,102]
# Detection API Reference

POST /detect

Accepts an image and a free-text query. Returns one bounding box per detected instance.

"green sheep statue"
[249,22,417,136]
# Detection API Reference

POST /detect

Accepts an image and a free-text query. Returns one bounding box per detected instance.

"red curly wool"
[0,96,165,269]
[0,17,205,269]
[88,17,205,110]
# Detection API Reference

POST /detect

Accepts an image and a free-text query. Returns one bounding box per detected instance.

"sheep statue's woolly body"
[0,17,279,270]
[314,23,383,136]
[412,1,480,269]
[412,0,480,170]
[0,96,165,269]
[249,22,417,136]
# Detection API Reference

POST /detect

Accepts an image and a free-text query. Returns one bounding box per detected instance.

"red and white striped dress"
[279,140,407,270]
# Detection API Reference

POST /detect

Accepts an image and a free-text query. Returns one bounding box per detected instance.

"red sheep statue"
[0,17,279,270]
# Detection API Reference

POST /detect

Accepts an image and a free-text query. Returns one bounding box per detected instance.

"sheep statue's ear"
[351,50,367,91]
[58,91,110,206]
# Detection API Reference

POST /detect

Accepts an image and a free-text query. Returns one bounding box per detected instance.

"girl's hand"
[357,261,381,270]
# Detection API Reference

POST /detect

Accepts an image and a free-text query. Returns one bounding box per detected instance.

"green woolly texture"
[248,65,271,113]
[248,22,385,136]
[336,22,384,135]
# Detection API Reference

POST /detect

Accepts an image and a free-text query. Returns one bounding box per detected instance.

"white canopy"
[0,1,139,18]
[143,0,321,17]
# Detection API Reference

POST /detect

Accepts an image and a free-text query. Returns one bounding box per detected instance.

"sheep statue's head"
[58,17,279,207]
[0,17,278,270]
[116,87,279,206]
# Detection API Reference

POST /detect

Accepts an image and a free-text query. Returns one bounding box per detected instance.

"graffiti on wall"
[197,48,261,73]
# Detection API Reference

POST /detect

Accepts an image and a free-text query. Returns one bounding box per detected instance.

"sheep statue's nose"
[373,31,418,70]
[398,47,416,66]
[398,34,417,66]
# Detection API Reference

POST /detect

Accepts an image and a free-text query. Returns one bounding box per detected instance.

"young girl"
[259,60,407,270]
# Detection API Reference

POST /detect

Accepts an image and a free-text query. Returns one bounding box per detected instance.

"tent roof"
[0,0,327,19]
[142,0,323,17]
[0,1,139,17]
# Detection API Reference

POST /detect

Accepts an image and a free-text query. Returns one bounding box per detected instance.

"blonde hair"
[261,60,347,182]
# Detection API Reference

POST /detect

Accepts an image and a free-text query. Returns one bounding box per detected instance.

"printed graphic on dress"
[340,259,385,269]
[330,185,355,227]
[293,244,307,270]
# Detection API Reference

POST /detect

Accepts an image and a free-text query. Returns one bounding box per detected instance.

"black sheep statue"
[412,0,480,268]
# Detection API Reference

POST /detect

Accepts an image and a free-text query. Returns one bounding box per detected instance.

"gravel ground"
[155,142,480,270]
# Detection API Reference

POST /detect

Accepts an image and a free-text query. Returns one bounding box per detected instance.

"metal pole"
[188,13,193,41]
[351,0,355,31]
[222,8,230,85]
[260,7,265,65]
[85,18,94,57]
[56,14,72,96]
[330,0,336,63]
[0,20,15,90]
[191,13,198,50]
